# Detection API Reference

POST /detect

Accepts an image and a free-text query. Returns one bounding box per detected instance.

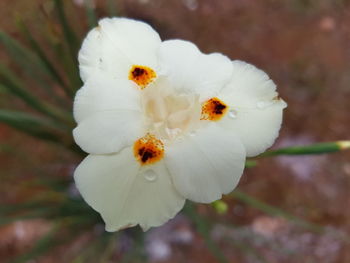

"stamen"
[201,97,228,121]
[133,133,164,165]
[129,65,156,89]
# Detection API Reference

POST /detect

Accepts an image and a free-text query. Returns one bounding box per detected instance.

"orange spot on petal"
[133,134,164,165]
[201,97,228,121]
[129,65,156,89]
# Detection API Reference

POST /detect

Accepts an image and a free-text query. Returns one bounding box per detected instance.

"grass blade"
[0,30,49,78]
[0,109,82,154]
[106,0,118,16]
[85,0,98,28]
[184,202,229,263]
[15,16,74,97]
[39,3,82,91]
[0,109,68,143]
[231,190,323,232]
[14,228,58,263]
[53,0,79,60]
[10,224,61,263]
[52,0,82,90]
[0,63,73,124]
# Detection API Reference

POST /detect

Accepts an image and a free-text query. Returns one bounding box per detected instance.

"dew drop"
[143,169,157,182]
[228,109,237,119]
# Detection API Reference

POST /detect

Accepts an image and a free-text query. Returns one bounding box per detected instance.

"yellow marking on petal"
[201,97,228,121]
[133,133,164,165]
[129,65,156,89]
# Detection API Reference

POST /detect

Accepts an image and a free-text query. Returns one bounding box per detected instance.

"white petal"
[165,124,246,203]
[73,72,141,123]
[158,40,232,100]
[79,17,161,82]
[219,61,287,157]
[221,61,279,107]
[73,110,143,154]
[74,148,185,232]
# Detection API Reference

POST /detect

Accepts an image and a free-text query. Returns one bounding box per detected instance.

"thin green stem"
[260,141,350,157]
[184,202,229,263]
[232,190,323,232]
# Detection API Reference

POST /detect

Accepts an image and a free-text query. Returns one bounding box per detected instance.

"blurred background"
[0,0,350,262]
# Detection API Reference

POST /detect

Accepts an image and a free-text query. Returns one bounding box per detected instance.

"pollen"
[201,97,228,121]
[133,133,164,165]
[129,65,157,89]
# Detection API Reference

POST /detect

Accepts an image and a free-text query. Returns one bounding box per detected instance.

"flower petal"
[165,124,246,203]
[219,61,287,157]
[74,148,186,231]
[158,40,232,100]
[73,110,143,154]
[73,72,141,123]
[79,17,161,82]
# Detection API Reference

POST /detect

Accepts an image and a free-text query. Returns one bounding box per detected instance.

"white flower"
[73,18,287,231]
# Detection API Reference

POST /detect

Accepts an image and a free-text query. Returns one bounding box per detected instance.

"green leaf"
[0,64,73,124]
[0,213,49,227]
[0,30,49,78]
[70,234,115,263]
[106,0,118,16]
[10,228,58,263]
[15,16,74,98]
[0,109,67,141]
[40,11,82,91]
[52,0,82,90]
[260,141,350,157]
[231,190,323,232]
[53,0,79,58]
[0,109,82,154]
[0,83,8,94]
[184,202,229,263]
[85,0,98,28]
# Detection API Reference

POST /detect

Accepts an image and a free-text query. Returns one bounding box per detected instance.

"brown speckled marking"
[133,134,164,165]
[273,95,281,101]
[201,97,228,121]
[129,65,156,88]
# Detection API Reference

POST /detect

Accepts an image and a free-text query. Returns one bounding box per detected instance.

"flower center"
[133,133,164,165]
[201,97,228,121]
[129,65,157,89]
[141,78,201,141]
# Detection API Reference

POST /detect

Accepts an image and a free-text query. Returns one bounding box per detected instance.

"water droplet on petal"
[228,109,237,119]
[143,169,157,182]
